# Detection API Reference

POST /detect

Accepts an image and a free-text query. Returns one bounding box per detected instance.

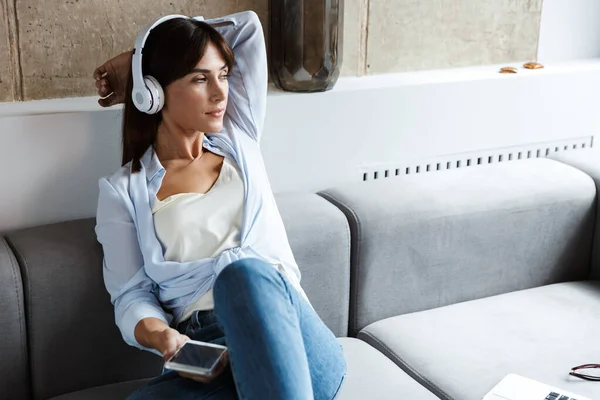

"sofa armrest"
[321,158,595,334]
[0,237,29,399]
[549,148,600,279]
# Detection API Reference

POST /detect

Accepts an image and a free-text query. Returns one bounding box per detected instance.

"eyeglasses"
[569,364,600,381]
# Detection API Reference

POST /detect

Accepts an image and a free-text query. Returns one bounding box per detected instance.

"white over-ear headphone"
[131,14,205,114]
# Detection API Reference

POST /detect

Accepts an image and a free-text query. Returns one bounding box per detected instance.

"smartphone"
[164,340,228,376]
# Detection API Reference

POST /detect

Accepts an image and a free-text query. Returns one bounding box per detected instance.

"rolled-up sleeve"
[206,11,268,142]
[96,177,172,356]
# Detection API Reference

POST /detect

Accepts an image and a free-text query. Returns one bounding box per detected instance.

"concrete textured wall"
[15,0,269,100]
[367,0,544,74]
[0,0,543,102]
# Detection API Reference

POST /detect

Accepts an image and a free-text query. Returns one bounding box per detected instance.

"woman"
[93,10,347,400]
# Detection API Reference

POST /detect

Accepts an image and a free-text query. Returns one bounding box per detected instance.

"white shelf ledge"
[330,58,600,92]
[1,58,600,118]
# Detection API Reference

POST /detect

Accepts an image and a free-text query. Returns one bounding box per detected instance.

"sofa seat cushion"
[48,378,150,400]
[49,338,437,399]
[358,281,600,400]
[336,337,437,399]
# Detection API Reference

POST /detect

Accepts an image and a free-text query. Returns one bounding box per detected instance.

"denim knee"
[214,258,275,297]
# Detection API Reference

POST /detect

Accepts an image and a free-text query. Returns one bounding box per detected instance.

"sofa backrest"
[0,238,29,400]
[321,158,596,335]
[2,193,350,399]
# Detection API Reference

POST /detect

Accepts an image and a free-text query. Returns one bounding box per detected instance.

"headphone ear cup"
[143,76,165,114]
[131,85,152,113]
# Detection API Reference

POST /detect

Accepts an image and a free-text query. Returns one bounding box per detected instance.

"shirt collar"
[140,137,217,182]
[140,145,164,182]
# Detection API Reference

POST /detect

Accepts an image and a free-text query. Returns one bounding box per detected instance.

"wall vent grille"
[360,136,594,182]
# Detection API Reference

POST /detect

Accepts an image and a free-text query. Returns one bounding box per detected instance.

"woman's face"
[162,42,229,134]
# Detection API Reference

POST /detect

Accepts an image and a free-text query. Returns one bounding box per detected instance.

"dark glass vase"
[269,0,344,92]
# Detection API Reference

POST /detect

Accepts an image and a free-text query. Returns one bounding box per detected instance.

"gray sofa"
[1,150,599,400]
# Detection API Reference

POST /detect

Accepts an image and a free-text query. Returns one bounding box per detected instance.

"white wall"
[262,64,600,193]
[2,61,600,232]
[538,0,600,62]
[0,111,122,231]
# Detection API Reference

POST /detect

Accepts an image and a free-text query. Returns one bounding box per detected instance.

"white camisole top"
[152,157,244,323]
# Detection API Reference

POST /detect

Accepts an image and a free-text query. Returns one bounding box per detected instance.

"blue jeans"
[127,258,347,399]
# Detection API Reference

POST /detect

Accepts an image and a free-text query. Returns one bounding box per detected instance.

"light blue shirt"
[95,11,308,355]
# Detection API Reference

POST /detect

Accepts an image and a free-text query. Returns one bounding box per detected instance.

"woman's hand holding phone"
[151,327,191,361]
[152,328,229,383]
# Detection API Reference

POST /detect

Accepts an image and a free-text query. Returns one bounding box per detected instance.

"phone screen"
[170,342,226,370]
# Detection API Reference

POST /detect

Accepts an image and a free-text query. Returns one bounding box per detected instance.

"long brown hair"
[122,18,235,173]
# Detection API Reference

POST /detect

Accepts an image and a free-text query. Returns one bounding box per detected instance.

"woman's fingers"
[98,94,115,108]
[205,352,228,377]
[94,64,112,106]
[161,333,191,361]
[178,351,228,383]
[95,78,108,90]
[93,51,133,106]
[93,64,107,81]
[98,92,129,108]
[211,362,226,376]
[161,340,180,361]
[180,372,212,383]
[179,335,191,346]
[219,351,229,367]
[96,80,111,97]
